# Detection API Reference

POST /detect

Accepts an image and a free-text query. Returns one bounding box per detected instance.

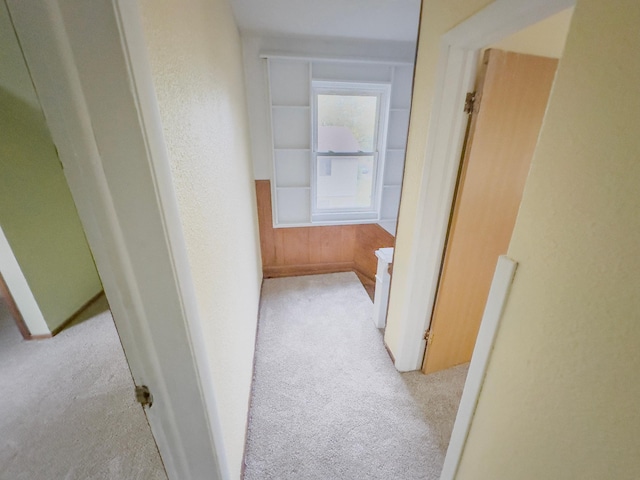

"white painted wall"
[0,225,49,336]
[138,1,262,477]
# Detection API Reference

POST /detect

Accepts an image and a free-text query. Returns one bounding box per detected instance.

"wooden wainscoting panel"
[279,229,311,265]
[256,180,396,286]
[256,180,277,265]
[308,225,357,264]
[353,224,395,282]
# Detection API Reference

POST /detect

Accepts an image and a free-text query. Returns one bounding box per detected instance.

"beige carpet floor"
[0,294,167,480]
[244,272,469,480]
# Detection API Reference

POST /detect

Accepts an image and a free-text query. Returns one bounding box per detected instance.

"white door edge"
[0,225,50,336]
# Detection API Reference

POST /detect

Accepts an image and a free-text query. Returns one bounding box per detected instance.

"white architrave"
[389,0,575,372]
[7,0,228,478]
[0,226,50,336]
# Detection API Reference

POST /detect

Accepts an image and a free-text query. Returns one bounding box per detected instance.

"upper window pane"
[317,94,378,152]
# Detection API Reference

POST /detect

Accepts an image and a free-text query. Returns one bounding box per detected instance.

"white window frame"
[311,80,391,224]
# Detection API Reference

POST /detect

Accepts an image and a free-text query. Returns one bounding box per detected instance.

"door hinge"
[423,329,434,344]
[135,385,153,408]
[464,91,477,115]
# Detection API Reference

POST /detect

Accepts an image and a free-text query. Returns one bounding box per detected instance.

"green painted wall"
[0,2,102,332]
[0,87,103,332]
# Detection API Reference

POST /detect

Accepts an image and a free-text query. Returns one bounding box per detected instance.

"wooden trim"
[0,271,31,340]
[353,265,375,284]
[0,271,102,340]
[353,223,395,282]
[384,341,396,364]
[28,333,53,340]
[50,290,105,336]
[263,262,355,279]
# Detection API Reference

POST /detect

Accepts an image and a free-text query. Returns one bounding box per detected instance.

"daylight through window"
[312,81,390,223]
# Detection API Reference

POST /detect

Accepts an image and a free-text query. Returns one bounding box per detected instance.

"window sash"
[314,154,377,213]
[311,81,390,223]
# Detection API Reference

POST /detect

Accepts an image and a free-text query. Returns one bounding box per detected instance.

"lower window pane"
[316,156,374,210]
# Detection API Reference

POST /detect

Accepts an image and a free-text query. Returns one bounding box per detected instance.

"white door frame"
[0,226,50,336]
[391,0,575,372]
[7,0,228,478]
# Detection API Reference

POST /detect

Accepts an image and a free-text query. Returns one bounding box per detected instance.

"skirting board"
[50,290,105,337]
[439,255,517,479]
[263,262,355,279]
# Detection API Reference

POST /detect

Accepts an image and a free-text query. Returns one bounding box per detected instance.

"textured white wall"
[139,0,262,477]
[457,1,640,477]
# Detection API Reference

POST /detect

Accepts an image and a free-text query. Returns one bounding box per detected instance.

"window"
[311,81,390,223]
[266,58,411,229]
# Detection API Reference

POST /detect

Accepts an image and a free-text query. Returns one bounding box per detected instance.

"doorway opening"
[410,4,576,480]
[422,8,574,374]
[0,3,166,475]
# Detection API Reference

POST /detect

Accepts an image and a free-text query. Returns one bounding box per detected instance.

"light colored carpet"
[244,272,469,480]
[0,294,167,480]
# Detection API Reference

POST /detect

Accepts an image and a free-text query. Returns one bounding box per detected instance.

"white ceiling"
[229,0,421,43]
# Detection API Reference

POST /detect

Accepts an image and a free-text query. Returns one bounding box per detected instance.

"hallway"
[244,273,468,479]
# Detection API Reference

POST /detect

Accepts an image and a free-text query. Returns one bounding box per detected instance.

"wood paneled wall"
[354,224,393,280]
[256,180,395,282]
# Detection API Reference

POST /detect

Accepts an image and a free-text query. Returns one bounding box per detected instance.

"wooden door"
[422,49,558,374]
